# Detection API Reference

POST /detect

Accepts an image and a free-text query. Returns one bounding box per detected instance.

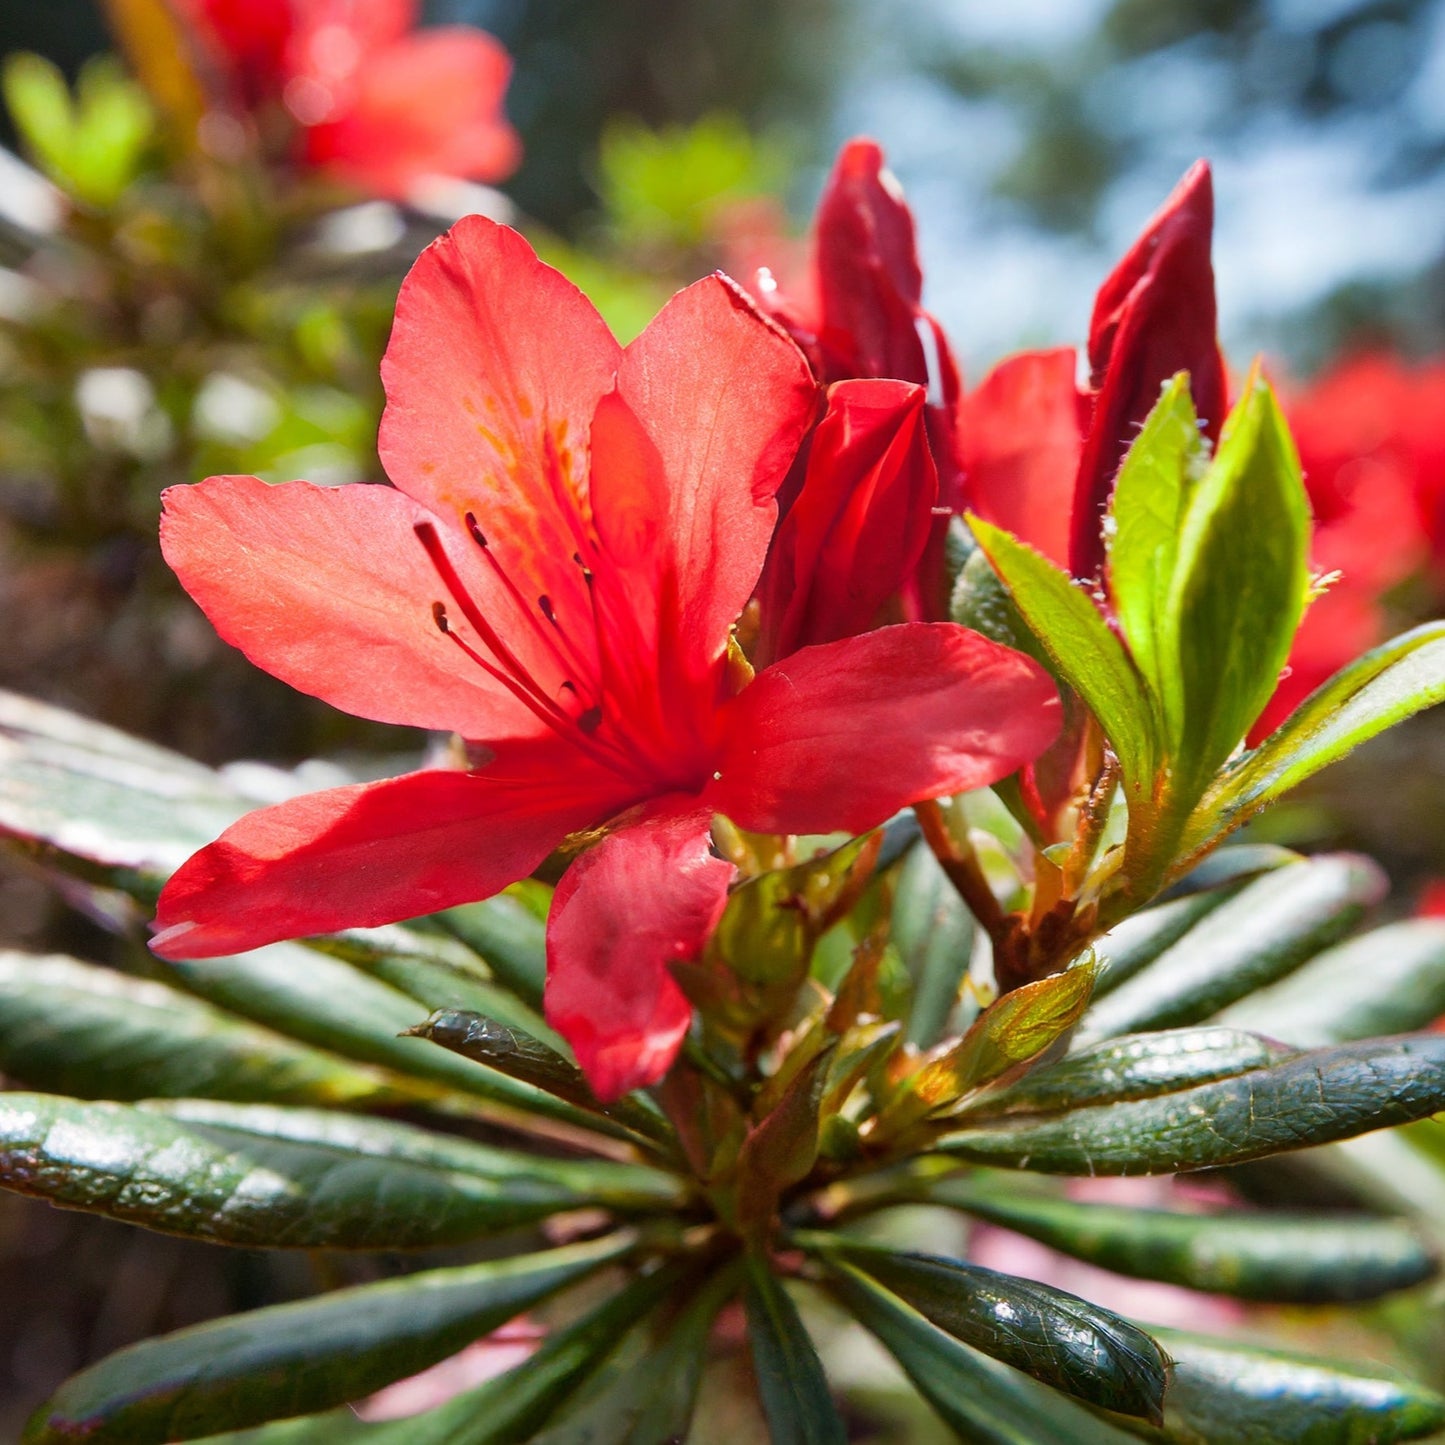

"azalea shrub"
[6,132,1445,1444]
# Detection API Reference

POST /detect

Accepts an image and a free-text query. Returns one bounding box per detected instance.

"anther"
[539,594,556,624]
[431,601,450,632]
[464,512,488,548]
[578,705,603,734]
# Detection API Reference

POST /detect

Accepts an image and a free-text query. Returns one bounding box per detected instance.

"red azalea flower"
[152,217,1061,1100]
[964,162,1224,580]
[748,138,964,627]
[753,378,940,665]
[180,0,520,197]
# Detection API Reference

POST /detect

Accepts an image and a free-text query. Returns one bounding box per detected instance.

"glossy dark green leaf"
[939,1032,1445,1175]
[1184,621,1445,859]
[743,1254,847,1445]
[1149,1329,1445,1444]
[1216,920,1445,1047]
[807,1237,1166,1420]
[437,891,548,1011]
[191,1258,692,1445]
[139,1100,685,1210]
[529,1265,733,1444]
[1106,372,1207,726]
[0,1093,650,1249]
[1075,854,1385,1044]
[968,515,1156,788]
[1093,891,1234,998]
[925,1180,1438,1302]
[823,1259,1139,1444]
[312,925,554,1041]
[891,842,976,1047]
[0,689,250,877]
[25,1234,634,1443]
[404,1010,674,1150]
[0,950,397,1106]
[1163,378,1310,795]
[955,1026,1292,1123]
[157,943,622,1137]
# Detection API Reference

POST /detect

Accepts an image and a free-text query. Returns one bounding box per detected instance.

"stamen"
[462,510,596,686]
[432,601,449,632]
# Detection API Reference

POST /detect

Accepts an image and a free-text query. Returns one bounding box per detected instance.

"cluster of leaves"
[6,366,1445,1438]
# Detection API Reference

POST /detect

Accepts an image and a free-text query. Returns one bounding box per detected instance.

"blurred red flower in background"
[180,0,520,197]
[151,217,1061,1100]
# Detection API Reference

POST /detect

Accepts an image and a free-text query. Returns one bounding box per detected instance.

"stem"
[914,799,1010,944]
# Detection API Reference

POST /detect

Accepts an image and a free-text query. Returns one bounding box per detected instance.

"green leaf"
[968,516,1156,788]
[158,943,624,1137]
[1184,622,1445,859]
[1075,854,1384,1044]
[25,1234,634,1443]
[1216,919,1445,1047]
[1093,885,1247,998]
[891,842,977,1047]
[3,54,76,186]
[529,1266,733,1444]
[884,960,1097,1133]
[139,1100,685,1210]
[195,1259,693,1445]
[734,1045,837,1239]
[823,1259,1140,1444]
[312,925,555,1042]
[0,688,254,877]
[807,1237,1167,1421]
[950,1026,1294,1122]
[1149,1329,1445,1444]
[938,1032,1445,1175]
[438,891,548,1010]
[924,1180,1438,1303]
[950,544,1052,671]
[743,1254,847,1445]
[0,1093,639,1249]
[403,1010,676,1151]
[1162,377,1310,795]
[0,951,398,1106]
[1106,372,1208,729]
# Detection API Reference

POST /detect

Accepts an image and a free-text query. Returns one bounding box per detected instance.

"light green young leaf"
[1183,621,1445,859]
[968,515,1157,788]
[1163,376,1310,796]
[1106,371,1207,731]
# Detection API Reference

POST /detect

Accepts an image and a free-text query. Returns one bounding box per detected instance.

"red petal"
[756,378,938,661]
[1071,161,1225,578]
[379,217,621,642]
[813,138,927,383]
[961,349,1088,570]
[152,747,632,959]
[160,475,544,740]
[303,29,520,196]
[545,801,733,1101]
[607,273,815,670]
[710,622,1061,835]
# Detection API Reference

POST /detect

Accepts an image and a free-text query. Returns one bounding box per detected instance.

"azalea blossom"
[962,161,1225,578]
[179,0,520,198]
[151,217,1061,1100]
[749,138,964,625]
